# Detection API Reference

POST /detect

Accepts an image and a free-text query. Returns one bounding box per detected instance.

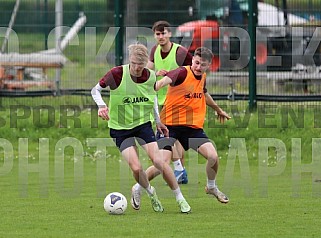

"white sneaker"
[131,185,142,210]
[205,186,229,204]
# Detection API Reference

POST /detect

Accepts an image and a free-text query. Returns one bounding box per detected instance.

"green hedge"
[0,0,111,33]
[1,0,321,33]
[0,0,197,33]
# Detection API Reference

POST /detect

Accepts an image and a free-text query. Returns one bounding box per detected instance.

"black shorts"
[157,125,210,151]
[110,121,156,152]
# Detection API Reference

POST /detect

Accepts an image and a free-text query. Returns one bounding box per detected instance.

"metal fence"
[0,0,321,108]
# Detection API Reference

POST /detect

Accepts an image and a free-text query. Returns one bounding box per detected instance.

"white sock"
[207,179,216,190]
[134,183,143,193]
[172,187,184,201]
[173,159,184,171]
[145,184,154,196]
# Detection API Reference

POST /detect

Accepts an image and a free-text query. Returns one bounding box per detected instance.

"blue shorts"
[110,121,156,152]
[157,125,210,151]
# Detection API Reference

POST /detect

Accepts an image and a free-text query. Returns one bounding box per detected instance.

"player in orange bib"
[149,47,231,203]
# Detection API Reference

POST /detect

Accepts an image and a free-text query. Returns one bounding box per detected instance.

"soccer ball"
[103,192,128,215]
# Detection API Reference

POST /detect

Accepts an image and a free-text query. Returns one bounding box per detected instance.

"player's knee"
[152,158,165,172]
[131,166,143,176]
[208,155,218,167]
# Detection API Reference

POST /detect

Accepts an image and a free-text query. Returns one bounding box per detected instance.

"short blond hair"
[128,43,149,64]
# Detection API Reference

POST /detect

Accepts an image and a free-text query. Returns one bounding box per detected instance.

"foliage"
[2,0,321,35]
[0,0,111,33]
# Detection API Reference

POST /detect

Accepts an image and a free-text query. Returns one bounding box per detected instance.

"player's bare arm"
[146,60,155,70]
[156,122,169,137]
[147,60,168,77]
[156,69,168,77]
[153,96,169,137]
[98,106,109,120]
[205,92,231,123]
[155,76,173,91]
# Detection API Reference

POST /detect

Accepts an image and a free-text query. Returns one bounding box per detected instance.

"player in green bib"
[153,42,179,105]
[146,20,193,184]
[91,43,191,214]
[107,63,156,130]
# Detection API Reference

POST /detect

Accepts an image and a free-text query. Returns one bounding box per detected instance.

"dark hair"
[194,47,213,62]
[152,20,171,32]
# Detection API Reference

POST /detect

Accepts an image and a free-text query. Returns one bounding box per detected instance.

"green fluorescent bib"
[108,64,156,129]
[154,43,179,105]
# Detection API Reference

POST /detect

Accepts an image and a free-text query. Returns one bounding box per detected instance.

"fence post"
[248,0,257,111]
[55,0,63,96]
[114,0,124,66]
